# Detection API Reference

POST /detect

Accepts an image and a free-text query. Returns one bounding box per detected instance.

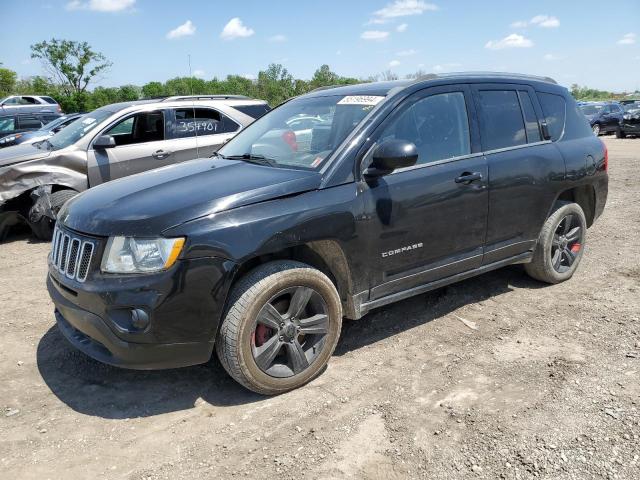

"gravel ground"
[1,136,639,480]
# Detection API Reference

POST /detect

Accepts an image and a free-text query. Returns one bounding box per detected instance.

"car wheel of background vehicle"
[592,124,600,136]
[216,260,342,395]
[525,202,587,284]
[615,128,626,139]
[30,189,78,241]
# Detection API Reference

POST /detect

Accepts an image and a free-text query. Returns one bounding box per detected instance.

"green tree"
[310,64,338,88]
[0,68,17,96]
[30,38,112,94]
[142,81,165,98]
[255,64,295,105]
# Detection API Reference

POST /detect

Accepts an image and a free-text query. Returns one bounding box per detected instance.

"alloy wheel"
[251,286,329,378]
[550,214,582,273]
[592,124,600,136]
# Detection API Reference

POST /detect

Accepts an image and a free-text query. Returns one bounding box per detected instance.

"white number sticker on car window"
[337,95,385,106]
[177,120,218,133]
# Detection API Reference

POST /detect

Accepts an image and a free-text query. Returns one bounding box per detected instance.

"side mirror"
[364,139,418,177]
[94,135,116,149]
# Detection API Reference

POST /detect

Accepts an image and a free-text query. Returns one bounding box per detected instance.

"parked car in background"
[0,95,62,114]
[0,112,63,140]
[47,73,607,394]
[579,101,625,136]
[0,95,269,241]
[0,113,83,149]
[620,103,640,138]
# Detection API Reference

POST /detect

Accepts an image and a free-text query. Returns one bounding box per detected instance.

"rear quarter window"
[233,104,271,119]
[538,93,566,141]
[41,96,58,105]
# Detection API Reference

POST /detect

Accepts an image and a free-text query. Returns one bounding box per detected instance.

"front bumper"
[47,254,237,370]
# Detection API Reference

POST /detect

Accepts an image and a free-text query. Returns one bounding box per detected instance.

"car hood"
[59,157,322,236]
[0,142,51,167]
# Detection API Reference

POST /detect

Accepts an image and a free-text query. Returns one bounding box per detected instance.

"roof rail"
[160,94,251,102]
[413,71,558,85]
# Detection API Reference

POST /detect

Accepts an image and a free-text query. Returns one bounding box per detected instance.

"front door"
[87,109,174,185]
[360,85,489,301]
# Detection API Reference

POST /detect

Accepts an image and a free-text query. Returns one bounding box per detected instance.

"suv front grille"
[51,226,96,282]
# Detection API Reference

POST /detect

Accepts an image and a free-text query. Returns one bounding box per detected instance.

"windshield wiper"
[221,153,278,167]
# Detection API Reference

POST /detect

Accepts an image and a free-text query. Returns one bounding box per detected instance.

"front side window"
[579,104,604,116]
[218,94,381,170]
[538,93,566,142]
[0,117,16,132]
[378,92,471,165]
[105,111,165,146]
[477,90,526,151]
[171,108,238,138]
[3,97,21,105]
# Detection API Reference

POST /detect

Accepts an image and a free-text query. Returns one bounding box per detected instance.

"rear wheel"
[216,261,342,395]
[525,202,587,284]
[592,124,601,136]
[615,128,626,139]
[30,189,77,241]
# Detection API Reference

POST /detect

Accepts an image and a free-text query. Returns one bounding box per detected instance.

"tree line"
[0,38,636,113]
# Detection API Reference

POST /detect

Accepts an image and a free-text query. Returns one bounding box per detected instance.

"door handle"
[152,149,172,160]
[455,172,483,184]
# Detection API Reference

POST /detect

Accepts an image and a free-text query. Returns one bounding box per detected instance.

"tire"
[216,260,342,395]
[30,189,78,241]
[525,202,587,284]
[615,128,626,139]
[592,124,600,136]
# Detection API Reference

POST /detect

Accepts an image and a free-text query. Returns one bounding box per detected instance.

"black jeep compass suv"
[47,73,608,394]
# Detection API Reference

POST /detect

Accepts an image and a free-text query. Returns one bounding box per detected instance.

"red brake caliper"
[254,324,273,347]
[570,243,581,253]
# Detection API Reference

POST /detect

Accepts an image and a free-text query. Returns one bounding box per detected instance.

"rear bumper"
[49,276,214,369]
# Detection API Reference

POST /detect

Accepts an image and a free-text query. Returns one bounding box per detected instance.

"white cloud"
[543,53,562,61]
[268,34,287,43]
[485,33,534,50]
[432,63,462,72]
[372,0,438,23]
[192,69,205,78]
[396,23,408,32]
[66,0,135,12]
[617,33,636,45]
[389,60,401,67]
[220,17,255,40]
[530,15,560,28]
[243,74,256,80]
[166,20,196,39]
[510,15,559,29]
[361,30,390,41]
[397,49,417,56]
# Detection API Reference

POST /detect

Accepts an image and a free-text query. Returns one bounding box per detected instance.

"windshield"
[623,103,640,112]
[47,109,114,150]
[217,94,384,170]
[579,104,604,116]
[42,115,76,130]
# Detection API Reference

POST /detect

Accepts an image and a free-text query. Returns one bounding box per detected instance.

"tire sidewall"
[540,204,587,283]
[234,267,342,394]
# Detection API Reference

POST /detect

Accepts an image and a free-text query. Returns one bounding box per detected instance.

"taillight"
[281,130,298,152]
[601,140,608,172]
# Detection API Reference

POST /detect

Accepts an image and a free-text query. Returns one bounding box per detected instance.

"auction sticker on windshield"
[337,95,385,106]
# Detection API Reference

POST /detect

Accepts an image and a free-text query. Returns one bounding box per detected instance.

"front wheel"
[592,124,601,136]
[525,202,587,284]
[30,189,78,241]
[615,128,626,139]
[216,261,342,395]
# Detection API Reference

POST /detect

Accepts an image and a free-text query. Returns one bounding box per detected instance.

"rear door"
[87,109,174,185]
[360,84,489,300]
[471,84,565,264]
[166,106,241,162]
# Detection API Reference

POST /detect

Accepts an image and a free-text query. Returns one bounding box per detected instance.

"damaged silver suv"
[0,95,270,240]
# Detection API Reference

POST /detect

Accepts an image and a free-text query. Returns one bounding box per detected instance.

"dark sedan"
[0,113,82,148]
[579,101,625,136]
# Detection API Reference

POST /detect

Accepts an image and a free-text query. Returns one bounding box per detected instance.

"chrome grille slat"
[50,228,96,282]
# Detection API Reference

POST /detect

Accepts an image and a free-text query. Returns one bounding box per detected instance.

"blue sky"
[3,0,640,92]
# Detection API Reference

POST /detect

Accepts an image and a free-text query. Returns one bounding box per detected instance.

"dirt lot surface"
[1,137,639,480]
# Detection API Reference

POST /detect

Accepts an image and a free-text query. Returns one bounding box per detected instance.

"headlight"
[101,236,185,274]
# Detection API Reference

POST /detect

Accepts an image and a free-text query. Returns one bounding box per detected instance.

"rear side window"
[234,104,271,119]
[477,90,526,150]
[538,93,566,141]
[171,108,240,138]
[518,91,541,143]
[18,115,43,129]
[41,96,58,105]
